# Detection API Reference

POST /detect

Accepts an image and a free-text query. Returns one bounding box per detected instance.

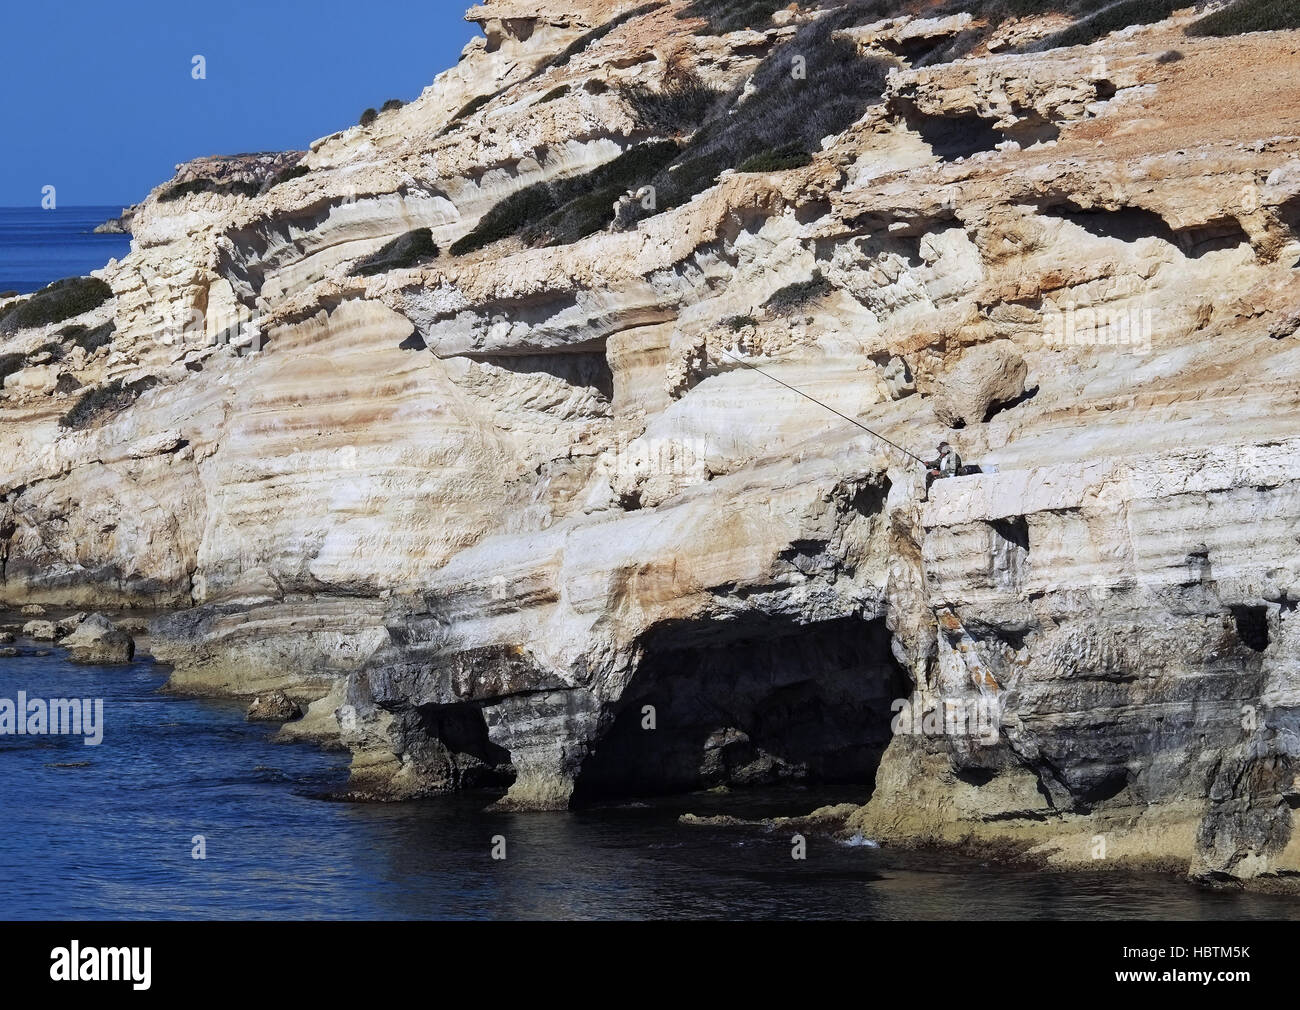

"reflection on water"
[0,646,1296,921]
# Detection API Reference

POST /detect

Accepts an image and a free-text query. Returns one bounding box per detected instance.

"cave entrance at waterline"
[571,615,908,804]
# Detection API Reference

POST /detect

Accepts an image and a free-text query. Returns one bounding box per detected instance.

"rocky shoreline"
[1,0,1299,890]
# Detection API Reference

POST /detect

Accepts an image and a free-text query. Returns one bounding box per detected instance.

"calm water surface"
[0,206,131,294]
[0,643,1296,921]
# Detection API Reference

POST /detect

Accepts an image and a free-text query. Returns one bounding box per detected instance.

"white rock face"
[3,0,1300,885]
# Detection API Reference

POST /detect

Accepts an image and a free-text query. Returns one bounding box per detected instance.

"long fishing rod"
[715,347,927,466]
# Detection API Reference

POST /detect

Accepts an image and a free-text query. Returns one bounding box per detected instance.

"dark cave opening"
[407,701,516,790]
[1231,604,1270,653]
[571,615,909,804]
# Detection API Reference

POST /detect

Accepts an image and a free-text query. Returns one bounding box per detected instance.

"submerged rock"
[61,614,135,665]
[245,690,303,723]
[22,620,57,641]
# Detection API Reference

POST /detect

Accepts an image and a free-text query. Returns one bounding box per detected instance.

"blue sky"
[0,0,478,207]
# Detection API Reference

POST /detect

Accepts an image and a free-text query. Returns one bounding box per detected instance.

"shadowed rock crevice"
[897,106,1004,161]
[470,350,614,400]
[404,701,516,790]
[1042,200,1251,258]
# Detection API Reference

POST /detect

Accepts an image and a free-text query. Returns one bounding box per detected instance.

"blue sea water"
[1,209,1298,921]
[0,206,132,295]
[0,640,1298,921]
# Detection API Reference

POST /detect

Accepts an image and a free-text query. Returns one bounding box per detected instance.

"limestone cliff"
[3,0,1300,888]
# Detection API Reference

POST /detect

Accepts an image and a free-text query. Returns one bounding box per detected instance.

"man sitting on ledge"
[923,440,961,499]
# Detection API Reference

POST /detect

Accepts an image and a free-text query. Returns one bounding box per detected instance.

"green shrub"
[540,85,571,103]
[55,373,81,395]
[621,74,724,134]
[32,340,65,362]
[381,98,405,112]
[159,177,260,202]
[1156,49,1184,62]
[892,0,1200,60]
[360,107,378,127]
[722,314,757,331]
[764,273,833,314]
[264,163,311,190]
[0,277,112,334]
[522,188,624,247]
[350,228,440,276]
[0,353,26,384]
[58,319,116,355]
[159,178,212,202]
[677,0,790,35]
[1034,0,1182,49]
[59,375,160,429]
[449,94,492,123]
[450,140,680,254]
[737,143,813,173]
[1187,0,1300,36]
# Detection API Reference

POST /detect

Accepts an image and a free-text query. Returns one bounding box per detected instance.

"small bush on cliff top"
[159,177,260,202]
[350,228,440,276]
[159,178,212,202]
[1187,0,1300,36]
[737,143,813,173]
[264,163,311,191]
[450,140,680,255]
[0,276,112,335]
[381,98,405,112]
[764,273,833,314]
[359,107,378,127]
[59,375,160,430]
